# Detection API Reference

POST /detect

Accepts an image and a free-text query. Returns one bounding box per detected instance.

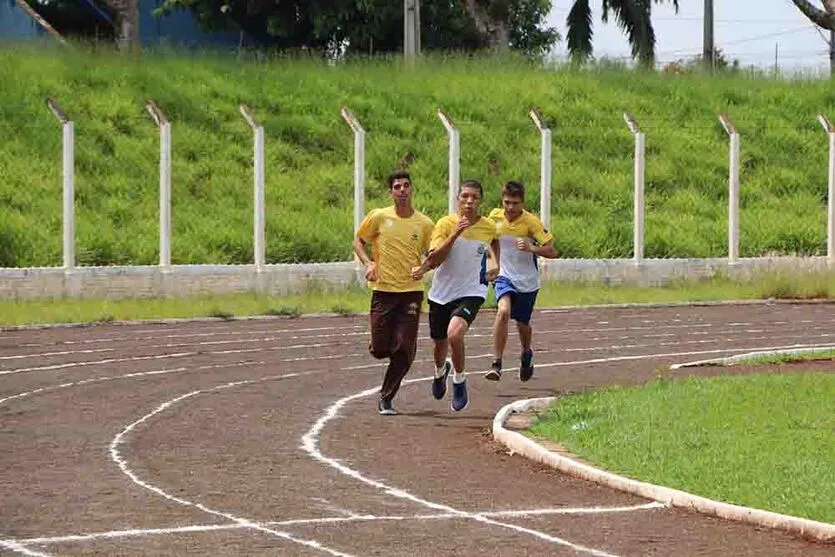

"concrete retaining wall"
[0,256,830,300]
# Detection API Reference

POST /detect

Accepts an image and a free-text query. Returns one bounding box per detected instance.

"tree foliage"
[565,0,679,65]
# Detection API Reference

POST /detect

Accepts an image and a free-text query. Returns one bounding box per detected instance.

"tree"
[790,0,835,30]
[21,0,116,40]
[155,0,558,56]
[565,0,679,65]
[101,0,139,50]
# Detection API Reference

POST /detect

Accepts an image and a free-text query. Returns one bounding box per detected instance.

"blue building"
[0,0,47,40]
[1,0,246,47]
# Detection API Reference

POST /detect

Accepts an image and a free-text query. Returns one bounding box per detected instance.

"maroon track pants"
[368,290,423,402]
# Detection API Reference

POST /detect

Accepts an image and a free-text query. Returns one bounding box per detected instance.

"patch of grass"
[3,46,835,266]
[95,313,115,323]
[0,287,371,327]
[752,269,834,300]
[0,271,832,327]
[329,304,355,316]
[529,373,835,524]
[264,305,301,318]
[208,308,234,320]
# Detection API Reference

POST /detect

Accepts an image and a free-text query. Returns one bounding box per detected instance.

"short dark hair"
[459,179,483,198]
[502,181,525,200]
[387,170,411,189]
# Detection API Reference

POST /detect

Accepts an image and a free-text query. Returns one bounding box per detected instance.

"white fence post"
[719,113,740,264]
[529,108,552,231]
[818,114,835,267]
[340,108,365,236]
[240,105,266,270]
[146,101,171,268]
[437,109,459,214]
[623,113,645,263]
[47,97,74,270]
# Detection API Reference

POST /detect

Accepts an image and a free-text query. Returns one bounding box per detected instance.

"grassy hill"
[1,45,834,267]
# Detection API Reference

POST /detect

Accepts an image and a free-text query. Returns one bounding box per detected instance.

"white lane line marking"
[0,353,196,376]
[12,325,367,348]
[109,375,354,557]
[6,319,832,364]
[0,539,52,556]
[301,382,620,557]
[8,503,664,546]
[0,368,188,406]
[0,348,115,361]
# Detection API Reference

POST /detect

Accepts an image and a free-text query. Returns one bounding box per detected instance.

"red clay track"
[1,302,834,556]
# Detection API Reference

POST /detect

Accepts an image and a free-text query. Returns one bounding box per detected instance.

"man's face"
[390,178,412,205]
[502,195,523,220]
[458,186,482,215]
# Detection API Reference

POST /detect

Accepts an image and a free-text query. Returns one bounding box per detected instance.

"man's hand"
[364,261,379,282]
[485,265,499,282]
[455,216,473,235]
[516,238,534,252]
[411,265,427,281]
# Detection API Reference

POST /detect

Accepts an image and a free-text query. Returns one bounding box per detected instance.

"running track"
[1,302,833,556]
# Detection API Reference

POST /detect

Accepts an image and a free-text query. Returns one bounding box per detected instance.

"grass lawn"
[529,372,835,524]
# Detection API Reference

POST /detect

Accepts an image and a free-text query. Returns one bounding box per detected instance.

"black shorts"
[428,297,484,340]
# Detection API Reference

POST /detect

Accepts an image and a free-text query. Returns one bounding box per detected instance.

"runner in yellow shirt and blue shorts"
[485,181,557,382]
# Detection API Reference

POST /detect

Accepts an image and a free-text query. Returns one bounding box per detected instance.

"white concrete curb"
[669,346,835,370]
[492,397,835,543]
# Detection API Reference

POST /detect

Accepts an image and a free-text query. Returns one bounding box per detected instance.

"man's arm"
[520,216,558,259]
[532,241,558,259]
[353,236,379,281]
[411,217,470,280]
[486,237,500,281]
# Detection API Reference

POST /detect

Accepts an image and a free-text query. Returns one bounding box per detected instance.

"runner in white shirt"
[411,180,500,411]
[485,181,557,382]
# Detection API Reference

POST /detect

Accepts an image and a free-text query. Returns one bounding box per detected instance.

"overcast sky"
[546,1,832,71]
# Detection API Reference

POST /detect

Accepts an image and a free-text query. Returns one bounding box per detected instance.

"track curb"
[492,397,835,543]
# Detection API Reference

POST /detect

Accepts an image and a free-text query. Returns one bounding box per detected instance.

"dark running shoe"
[451,378,469,411]
[378,398,397,416]
[520,349,534,382]
[432,360,451,400]
[484,358,502,381]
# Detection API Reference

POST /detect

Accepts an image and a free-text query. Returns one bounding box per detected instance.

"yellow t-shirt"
[488,208,554,292]
[356,206,434,292]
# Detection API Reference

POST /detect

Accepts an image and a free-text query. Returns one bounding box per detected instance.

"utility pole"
[830,30,835,78]
[404,0,420,58]
[703,0,714,70]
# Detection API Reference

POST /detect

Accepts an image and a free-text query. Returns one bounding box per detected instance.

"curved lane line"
[108,374,355,557]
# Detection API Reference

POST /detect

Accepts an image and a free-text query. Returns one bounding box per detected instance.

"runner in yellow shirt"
[411,180,500,411]
[353,170,434,415]
[485,181,557,382]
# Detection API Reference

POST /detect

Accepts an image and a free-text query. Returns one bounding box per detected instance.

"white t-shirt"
[428,214,499,305]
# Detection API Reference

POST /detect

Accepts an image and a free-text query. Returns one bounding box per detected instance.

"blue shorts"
[494,276,538,325]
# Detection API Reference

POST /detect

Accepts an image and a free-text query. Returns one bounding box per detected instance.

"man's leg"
[379,292,422,407]
[447,315,470,411]
[446,297,482,411]
[517,320,532,352]
[429,300,452,400]
[447,315,470,377]
[487,294,512,380]
[369,291,394,360]
[433,338,449,369]
[511,290,538,382]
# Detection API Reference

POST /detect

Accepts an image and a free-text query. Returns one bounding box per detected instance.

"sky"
[546,1,833,71]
